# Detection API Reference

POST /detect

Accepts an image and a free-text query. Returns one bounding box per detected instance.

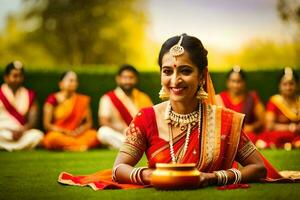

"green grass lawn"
[0,149,299,200]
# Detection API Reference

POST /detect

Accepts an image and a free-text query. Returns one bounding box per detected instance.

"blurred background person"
[256,67,300,150]
[97,64,153,149]
[0,61,43,151]
[43,71,99,151]
[216,66,265,143]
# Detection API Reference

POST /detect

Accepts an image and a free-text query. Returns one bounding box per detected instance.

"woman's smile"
[169,87,187,95]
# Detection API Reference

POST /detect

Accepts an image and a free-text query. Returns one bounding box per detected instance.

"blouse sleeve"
[119,110,147,160]
[45,93,58,106]
[235,131,257,163]
[266,100,279,114]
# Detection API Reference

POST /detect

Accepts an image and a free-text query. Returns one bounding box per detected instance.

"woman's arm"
[265,111,295,132]
[244,102,265,133]
[198,150,266,187]
[43,103,69,134]
[113,152,153,185]
[237,150,267,182]
[73,107,93,135]
[112,110,148,185]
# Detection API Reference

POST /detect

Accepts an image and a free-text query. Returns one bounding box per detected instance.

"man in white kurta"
[97,65,153,149]
[0,61,43,151]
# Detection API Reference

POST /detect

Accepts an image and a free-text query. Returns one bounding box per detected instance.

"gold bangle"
[228,168,242,184]
[112,163,126,182]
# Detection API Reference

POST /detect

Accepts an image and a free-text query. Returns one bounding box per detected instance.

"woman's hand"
[295,123,300,133]
[198,172,217,188]
[141,168,154,185]
[288,123,297,132]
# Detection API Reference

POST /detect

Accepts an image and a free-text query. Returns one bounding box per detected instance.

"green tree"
[277,0,300,65]
[19,0,149,66]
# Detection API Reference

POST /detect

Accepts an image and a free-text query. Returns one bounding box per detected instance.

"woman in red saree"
[256,68,300,149]
[215,67,265,144]
[43,71,99,151]
[58,35,299,190]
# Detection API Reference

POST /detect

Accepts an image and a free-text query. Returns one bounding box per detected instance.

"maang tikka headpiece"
[283,67,293,81]
[232,65,241,73]
[13,60,23,70]
[169,35,185,57]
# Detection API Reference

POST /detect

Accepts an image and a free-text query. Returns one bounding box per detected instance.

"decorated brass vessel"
[150,163,201,190]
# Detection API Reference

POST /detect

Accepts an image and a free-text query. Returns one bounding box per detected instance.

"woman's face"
[59,72,78,92]
[161,51,201,103]
[226,72,246,95]
[279,78,298,97]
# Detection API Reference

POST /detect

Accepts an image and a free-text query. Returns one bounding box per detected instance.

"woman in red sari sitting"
[43,71,99,151]
[59,34,298,190]
[215,67,265,144]
[256,68,300,149]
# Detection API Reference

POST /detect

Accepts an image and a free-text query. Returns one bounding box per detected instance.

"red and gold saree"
[258,95,300,148]
[216,91,264,143]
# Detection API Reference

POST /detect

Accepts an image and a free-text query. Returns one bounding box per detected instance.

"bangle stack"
[228,168,242,184]
[112,163,126,182]
[214,170,228,185]
[214,168,242,185]
[129,167,148,185]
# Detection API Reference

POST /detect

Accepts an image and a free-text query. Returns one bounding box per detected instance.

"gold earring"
[197,82,208,101]
[159,86,169,100]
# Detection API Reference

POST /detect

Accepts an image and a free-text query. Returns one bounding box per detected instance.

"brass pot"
[150,163,201,190]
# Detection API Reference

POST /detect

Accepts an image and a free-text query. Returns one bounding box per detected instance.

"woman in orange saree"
[58,35,299,190]
[256,68,300,149]
[215,67,265,144]
[43,71,99,151]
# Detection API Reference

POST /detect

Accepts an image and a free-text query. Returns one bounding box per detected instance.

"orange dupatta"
[54,94,90,131]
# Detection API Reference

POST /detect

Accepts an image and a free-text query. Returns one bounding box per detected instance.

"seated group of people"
[0,61,152,152]
[215,66,300,150]
[0,60,299,153]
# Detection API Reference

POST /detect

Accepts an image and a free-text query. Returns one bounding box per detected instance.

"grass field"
[0,149,299,200]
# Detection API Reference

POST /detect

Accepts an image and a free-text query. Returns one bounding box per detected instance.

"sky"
[147,0,290,50]
[0,0,290,51]
[0,0,22,28]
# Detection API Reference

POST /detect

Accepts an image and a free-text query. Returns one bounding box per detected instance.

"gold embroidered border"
[271,95,300,121]
[224,110,245,169]
[120,143,143,160]
[208,106,222,171]
[198,104,218,171]
[120,122,146,160]
[197,103,207,170]
[205,105,216,167]
[149,130,186,160]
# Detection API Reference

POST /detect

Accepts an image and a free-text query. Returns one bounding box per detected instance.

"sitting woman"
[43,71,99,151]
[59,34,299,190]
[215,67,265,143]
[256,68,300,149]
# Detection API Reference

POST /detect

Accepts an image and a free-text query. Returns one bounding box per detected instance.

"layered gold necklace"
[165,101,202,163]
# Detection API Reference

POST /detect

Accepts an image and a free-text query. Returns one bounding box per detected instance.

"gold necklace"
[165,101,202,163]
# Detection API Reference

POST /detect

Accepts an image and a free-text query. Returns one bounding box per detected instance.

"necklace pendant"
[180,125,187,131]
